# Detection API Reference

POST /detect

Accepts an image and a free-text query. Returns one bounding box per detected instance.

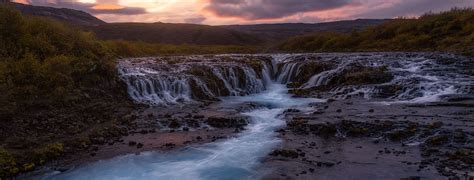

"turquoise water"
[40,84,321,180]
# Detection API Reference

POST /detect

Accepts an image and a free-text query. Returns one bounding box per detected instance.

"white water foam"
[39,84,323,180]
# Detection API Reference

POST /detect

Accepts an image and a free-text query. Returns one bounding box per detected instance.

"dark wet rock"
[168,120,181,129]
[312,110,325,115]
[147,113,154,118]
[206,117,248,128]
[270,149,300,159]
[311,124,337,137]
[163,143,176,148]
[193,115,205,119]
[428,122,443,129]
[284,109,301,113]
[128,141,137,146]
[387,123,418,141]
[136,143,144,149]
[401,176,421,180]
[426,135,449,146]
[288,62,333,88]
[185,119,200,128]
[91,146,99,151]
[372,85,404,98]
[452,130,466,141]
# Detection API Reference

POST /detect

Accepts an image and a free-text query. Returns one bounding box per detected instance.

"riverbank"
[28,99,259,178]
[12,52,474,179]
[259,98,474,179]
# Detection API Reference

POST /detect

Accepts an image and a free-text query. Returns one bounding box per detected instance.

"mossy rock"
[387,127,417,141]
[310,123,337,137]
[0,148,19,177]
[245,59,263,77]
[188,79,219,101]
[32,143,64,164]
[325,64,394,87]
[22,162,35,171]
[426,135,449,146]
[187,66,230,97]
[291,62,333,86]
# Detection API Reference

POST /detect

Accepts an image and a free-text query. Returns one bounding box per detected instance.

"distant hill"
[10,2,105,26]
[278,8,474,56]
[7,2,390,45]
[222,19,389,41]
[87,23,264,45]
[89,20,388,45]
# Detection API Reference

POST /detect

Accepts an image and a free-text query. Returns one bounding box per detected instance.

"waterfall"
[119,58,268,106]
[276,63,301,84]
[120,53,473,105]
[122,74,193,105]
[261,63,273,86]
[301,61,350,88]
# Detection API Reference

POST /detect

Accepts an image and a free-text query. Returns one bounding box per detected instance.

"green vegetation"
[1,3,473,178]
[280,8,474,56]
[0,5,130,178]
[0,4,119,114]
[0,5,262,177]
[103,40,261,57]
[89,22,263,45]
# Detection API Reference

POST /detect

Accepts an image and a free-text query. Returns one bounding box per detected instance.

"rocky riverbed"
[259,98,473,179]
[29,52,473,179]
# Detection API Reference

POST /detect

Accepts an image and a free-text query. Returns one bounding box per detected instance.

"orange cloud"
[92,4,124,10]
[12,0,29,4]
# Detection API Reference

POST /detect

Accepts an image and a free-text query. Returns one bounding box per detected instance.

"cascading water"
[294,53,473,103]
[40,84,321,180]
[302,61,351,88]
[38,53,473,179]
[276,63,301,84]
[118,56,273,105]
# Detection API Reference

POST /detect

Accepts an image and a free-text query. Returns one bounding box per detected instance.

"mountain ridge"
[9,2,388,45]
[9,2,105,26]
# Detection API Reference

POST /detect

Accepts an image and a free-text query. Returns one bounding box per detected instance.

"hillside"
[10,2,104,26]
[222,19,389,41]
[8,2,390,46]
[88,20,388,45]
[88,23,264,45]
[279,8,474,56]
[0,5,132,177]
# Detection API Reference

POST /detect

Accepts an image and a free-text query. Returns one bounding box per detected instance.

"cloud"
[204,0,353,20]
[22,0,147,15]
[353,0,474,19]
[14,0,474,24]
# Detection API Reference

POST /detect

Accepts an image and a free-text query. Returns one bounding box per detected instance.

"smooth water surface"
[40,84,322,180]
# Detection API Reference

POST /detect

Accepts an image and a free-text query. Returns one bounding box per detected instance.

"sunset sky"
[13,0,474,25]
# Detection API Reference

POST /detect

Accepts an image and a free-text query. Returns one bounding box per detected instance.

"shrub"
[279,8,474,55]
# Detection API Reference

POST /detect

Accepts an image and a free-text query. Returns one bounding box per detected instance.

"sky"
[13,0,474,25]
